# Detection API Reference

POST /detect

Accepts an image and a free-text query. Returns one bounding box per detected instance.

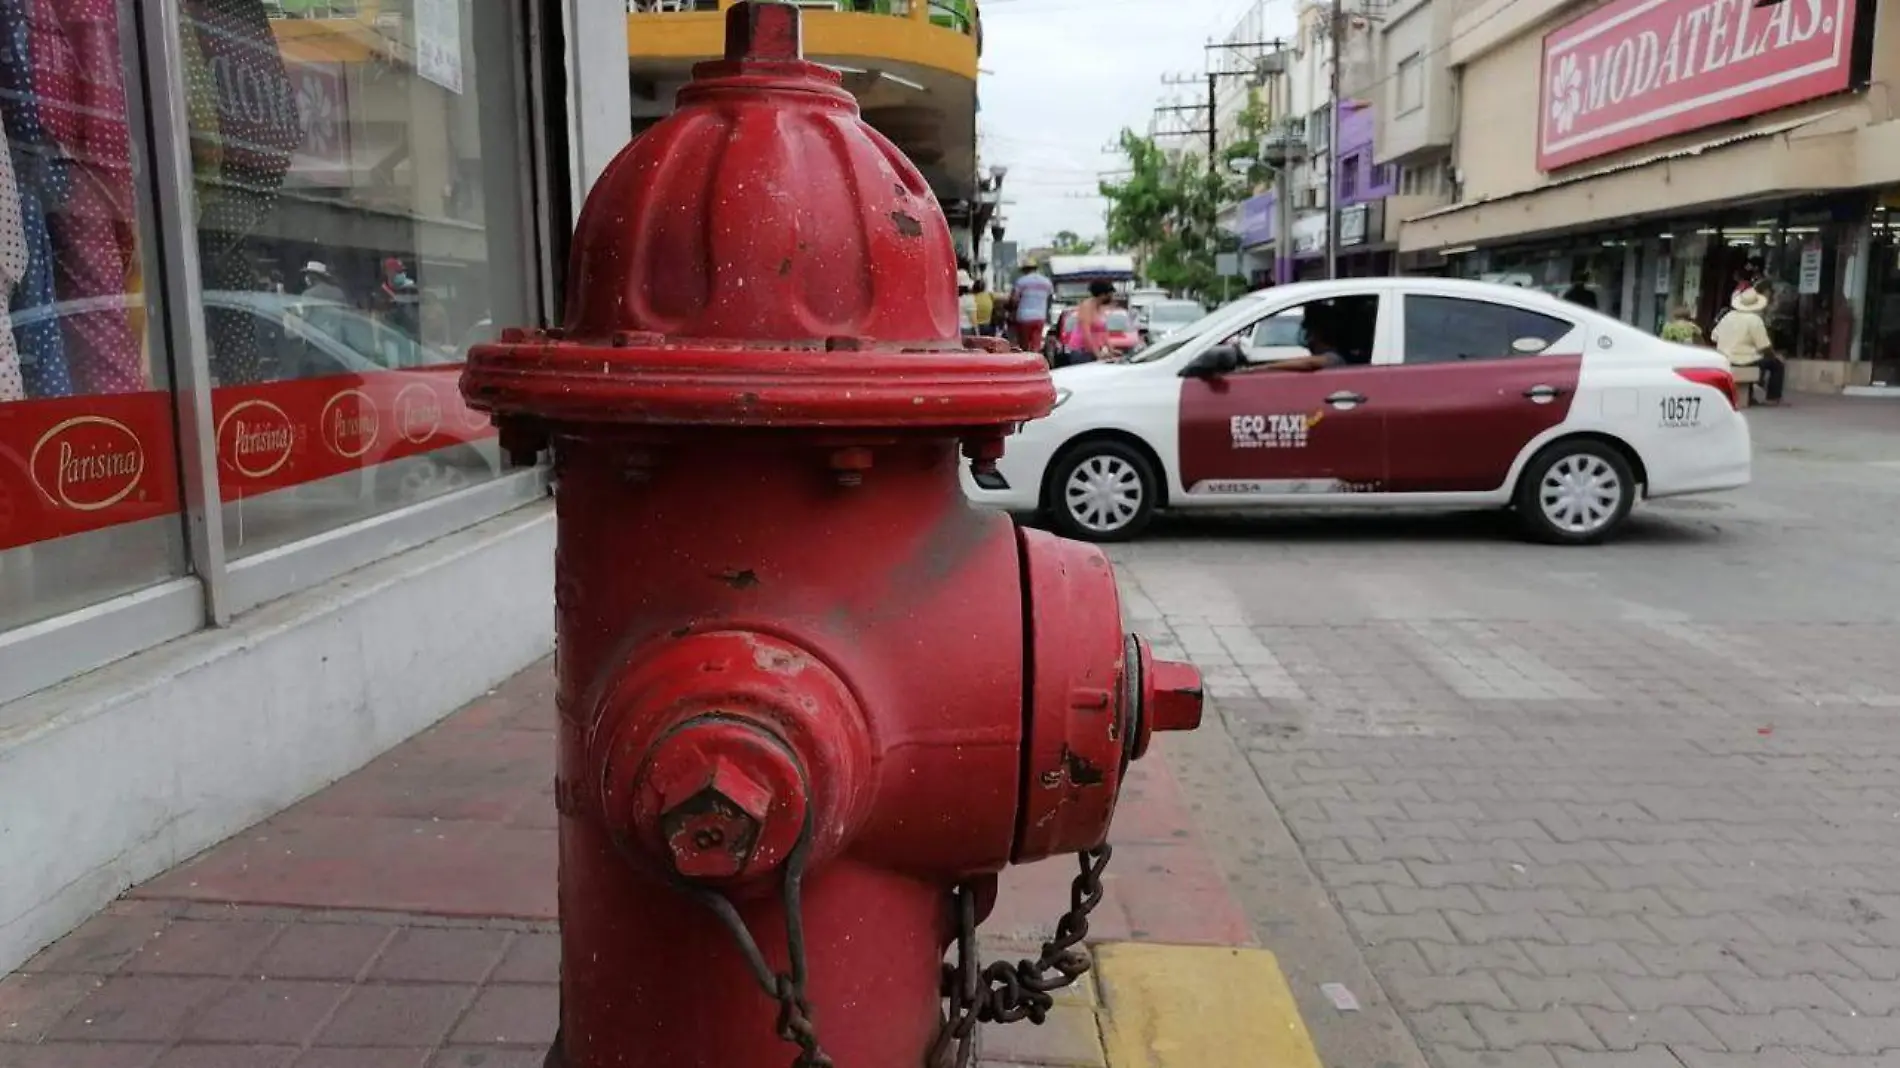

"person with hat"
[1711,283,1785,405]
[956,269,978,335]
[300,260,346,304]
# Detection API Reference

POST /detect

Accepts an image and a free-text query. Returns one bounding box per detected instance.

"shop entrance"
[1866,207,1900,381]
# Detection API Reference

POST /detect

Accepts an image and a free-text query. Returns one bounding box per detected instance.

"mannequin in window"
[0,0,74,397]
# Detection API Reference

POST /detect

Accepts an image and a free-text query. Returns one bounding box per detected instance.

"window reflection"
[176,0,530,557]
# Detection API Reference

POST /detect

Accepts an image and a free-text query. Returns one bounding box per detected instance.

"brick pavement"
[0,655,1259,1068]
[1114,399,1900,1068]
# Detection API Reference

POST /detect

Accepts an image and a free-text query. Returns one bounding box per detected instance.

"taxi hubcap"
[1539,454,1622,534]
[1066,454,1142,533]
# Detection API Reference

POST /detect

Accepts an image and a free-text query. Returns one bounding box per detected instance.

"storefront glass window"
[173,0,531,558]
[0,0,189,631]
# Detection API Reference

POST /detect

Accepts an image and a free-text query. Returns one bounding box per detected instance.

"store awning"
[1399,106,1863,253]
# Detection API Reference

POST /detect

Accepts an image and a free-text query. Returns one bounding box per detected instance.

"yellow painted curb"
[1093,942,1323,1068]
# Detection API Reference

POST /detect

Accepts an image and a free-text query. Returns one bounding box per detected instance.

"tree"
[1050,231,1094,255]
[1098,92,1274,301]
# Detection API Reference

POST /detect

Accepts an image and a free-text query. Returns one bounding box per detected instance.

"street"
[7,397,1900,1068]
[1121,395,1900,1068]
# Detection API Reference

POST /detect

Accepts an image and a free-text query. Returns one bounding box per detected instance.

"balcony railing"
[264,0,367,16]
[627,0,976,37]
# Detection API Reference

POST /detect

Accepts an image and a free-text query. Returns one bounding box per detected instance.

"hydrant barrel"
[460,4,1204,1065]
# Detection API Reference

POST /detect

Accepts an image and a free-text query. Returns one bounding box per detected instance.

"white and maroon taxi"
[961,278,1751,544]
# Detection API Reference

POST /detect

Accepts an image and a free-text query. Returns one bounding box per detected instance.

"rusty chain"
[671,813,834,1068]
[674,813,1111,1068]
[931,845,1114,1068]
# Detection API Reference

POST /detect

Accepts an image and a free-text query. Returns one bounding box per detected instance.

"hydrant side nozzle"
[593,631,876,886]
[1127,637,1205,763]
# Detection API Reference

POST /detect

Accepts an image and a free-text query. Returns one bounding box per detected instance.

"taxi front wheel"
[1513,438,1636,545]
[1046,439,1158,542]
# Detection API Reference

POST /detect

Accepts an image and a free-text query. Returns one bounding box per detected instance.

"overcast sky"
[976,0,1293,247]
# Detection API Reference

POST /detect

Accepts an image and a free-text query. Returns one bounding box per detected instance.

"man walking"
[301,260,346,304]
[1008,263,1054,354]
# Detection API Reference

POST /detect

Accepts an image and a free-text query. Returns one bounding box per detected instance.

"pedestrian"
[971,279,995,338]
[1008,263,1054,354]
[957,270,978,336]
[1059,280,1116,365]
[1711,284,1785,405]
[301,260,346,304]
[1659,304,1704,346]
[1562,270,1598,310]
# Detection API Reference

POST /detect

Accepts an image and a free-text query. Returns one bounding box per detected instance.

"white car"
[1139,299,1207,344]
[962,277,1752,545]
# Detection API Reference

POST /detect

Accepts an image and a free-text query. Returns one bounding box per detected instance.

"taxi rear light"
[1675,367,1738,409]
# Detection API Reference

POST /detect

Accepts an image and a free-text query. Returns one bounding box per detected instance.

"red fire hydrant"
[462,5,1203,1065]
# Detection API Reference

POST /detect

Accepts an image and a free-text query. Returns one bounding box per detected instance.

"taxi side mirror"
[1183,344,1241,377]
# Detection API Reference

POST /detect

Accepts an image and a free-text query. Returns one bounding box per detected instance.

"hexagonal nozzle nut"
[1147,658,1204,736]
[637,723,808,883]
[657,757,774,879]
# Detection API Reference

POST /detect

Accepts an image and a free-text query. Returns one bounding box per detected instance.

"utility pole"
[1325,0,1344,280]
[1201,39,1285,174]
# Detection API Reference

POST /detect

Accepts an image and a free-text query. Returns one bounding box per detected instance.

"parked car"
[1103,308,1142,354]
[1139,299,1207,345]
[961,277,1751,545]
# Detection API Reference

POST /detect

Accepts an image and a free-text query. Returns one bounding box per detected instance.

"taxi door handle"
[1325,390,1367,406]
[1523,384,1567,400]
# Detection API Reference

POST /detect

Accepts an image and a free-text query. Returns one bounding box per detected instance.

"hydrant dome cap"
[561,1,961,347]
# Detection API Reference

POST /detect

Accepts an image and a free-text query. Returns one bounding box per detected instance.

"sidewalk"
[0,660,1317,1068]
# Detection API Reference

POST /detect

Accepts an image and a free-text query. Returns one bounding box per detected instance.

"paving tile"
[120,920,283,977]
[490,933,560,985]
[1107,842,1255,945]
[182,979,350,1044]
[296,729,547,823]
[449,984,559,1047]
[370,928,511,984]
[294,1050,432,1068]
[18,914,169,978]
[151,1045,299,1068]
[0,972,104,1043]
[47,976,226,1043]
[978,1004,1106,1066]
[0,1043,165,1067]
[257,921,395,980]
[429,1050,547,1068]
[316,982,477,1047]
[134,817,556,920]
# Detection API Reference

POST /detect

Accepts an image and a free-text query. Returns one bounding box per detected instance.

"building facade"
[1335,100,1399,274]
[1398,0,1900,390]
[0,0,636,973]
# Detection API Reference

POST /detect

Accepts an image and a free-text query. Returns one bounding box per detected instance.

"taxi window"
[1251,311,1304,349]
[1403,295,1573,364]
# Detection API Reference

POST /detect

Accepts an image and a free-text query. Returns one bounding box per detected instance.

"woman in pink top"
[1061,280,1117,365]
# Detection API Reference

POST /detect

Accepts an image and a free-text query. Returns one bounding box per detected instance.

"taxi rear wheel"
[1513,438,1635,545]
[1046,440,1158,542]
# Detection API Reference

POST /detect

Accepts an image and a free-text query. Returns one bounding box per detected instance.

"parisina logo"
[217,399,298,479]
[321,389,381,460]
[394,383,444,444]
[28,415,147,512]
